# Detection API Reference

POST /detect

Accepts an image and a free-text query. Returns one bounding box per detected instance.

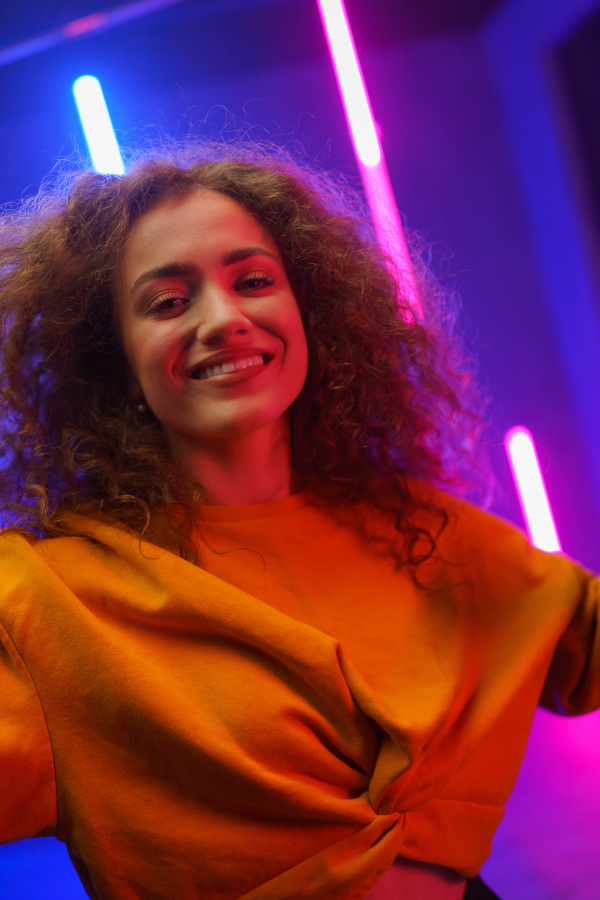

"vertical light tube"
[316,0,421,316]
[505,426,562,552]
[72,75,125,175]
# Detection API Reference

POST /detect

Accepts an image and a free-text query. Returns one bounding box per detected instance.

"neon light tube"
[72,75,125,175]
[316,0,379,166]
[357,160,421,314]
[316,0,421,316]
[0,1,194,68]
[505,425,561,552]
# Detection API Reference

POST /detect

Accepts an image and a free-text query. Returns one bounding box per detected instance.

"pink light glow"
[505,426,561,553]
[316,0,380,166]
[316,0,421,316]
[62,12,108,37]
[358,159,421,315]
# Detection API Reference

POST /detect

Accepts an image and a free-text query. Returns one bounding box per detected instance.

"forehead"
[121,189,277,281]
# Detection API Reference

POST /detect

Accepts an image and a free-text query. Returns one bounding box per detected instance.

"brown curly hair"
[0,140,483,564]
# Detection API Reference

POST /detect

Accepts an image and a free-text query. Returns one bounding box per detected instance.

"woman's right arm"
[0,605,57,843]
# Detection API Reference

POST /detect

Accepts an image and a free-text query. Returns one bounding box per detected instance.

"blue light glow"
[72,75,125,175]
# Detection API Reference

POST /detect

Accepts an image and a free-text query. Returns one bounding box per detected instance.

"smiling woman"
[0,140,475,545]
[0,141,598,900]
[117,189,308,504]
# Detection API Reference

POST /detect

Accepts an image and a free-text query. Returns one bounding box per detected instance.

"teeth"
[191,354,265,380]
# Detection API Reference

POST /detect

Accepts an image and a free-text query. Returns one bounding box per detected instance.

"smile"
[189,354,269,381]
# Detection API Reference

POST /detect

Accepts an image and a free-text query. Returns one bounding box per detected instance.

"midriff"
[364,857,467,899]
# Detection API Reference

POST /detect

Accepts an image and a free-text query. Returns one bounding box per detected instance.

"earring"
[136,402,147,415]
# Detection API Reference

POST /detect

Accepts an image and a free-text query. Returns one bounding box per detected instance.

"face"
[117,189,308,457]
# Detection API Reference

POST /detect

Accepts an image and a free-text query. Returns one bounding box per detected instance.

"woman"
[0,142,597,899]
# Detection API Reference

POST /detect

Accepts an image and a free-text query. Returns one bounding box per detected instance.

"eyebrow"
[129,247,279,297]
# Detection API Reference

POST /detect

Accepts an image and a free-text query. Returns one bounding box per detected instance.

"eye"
[147,293,189,316]
[235,272,276,292]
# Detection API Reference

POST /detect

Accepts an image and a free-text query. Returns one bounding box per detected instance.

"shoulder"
[411,490,593,634]
[0,508,163,600]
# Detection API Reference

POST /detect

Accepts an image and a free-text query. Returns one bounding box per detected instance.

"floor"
[1,708,599,899]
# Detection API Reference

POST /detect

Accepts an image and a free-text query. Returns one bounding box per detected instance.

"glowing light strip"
[316,0,421,316]
[72,75,125,175]
[505,426,561,552]
[0,0,190,67]
[315,0,379,166]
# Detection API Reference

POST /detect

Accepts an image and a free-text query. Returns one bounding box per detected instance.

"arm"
[540,574,600,715]
[0,617,57,843]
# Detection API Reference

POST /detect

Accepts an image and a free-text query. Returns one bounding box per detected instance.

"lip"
[185,349,274,382]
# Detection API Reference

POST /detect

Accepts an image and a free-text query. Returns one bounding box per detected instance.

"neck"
[168,421,296,506]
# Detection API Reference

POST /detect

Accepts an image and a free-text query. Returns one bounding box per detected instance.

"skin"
[117,189,309,505]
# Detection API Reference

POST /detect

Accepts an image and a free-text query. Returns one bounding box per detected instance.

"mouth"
[189,353,272,381]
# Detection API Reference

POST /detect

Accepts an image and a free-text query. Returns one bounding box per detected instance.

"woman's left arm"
[540,573,600,715]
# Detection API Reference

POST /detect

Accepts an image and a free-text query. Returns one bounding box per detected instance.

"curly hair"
[0,140,484,564]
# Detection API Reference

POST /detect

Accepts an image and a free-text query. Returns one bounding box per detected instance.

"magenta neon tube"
[505,425,561,552]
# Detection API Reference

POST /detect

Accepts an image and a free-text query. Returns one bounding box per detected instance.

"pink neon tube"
[316,0,421,316]
[505,426,561,552]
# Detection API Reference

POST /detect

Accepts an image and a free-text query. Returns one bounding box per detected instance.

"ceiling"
[1,0,506,60]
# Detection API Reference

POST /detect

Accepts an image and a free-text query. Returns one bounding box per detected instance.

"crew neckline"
[198,490,309,523]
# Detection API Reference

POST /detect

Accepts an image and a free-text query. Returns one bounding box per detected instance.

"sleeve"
[434,491,600,719]
[0,617,57,842]
[540,573,600,715]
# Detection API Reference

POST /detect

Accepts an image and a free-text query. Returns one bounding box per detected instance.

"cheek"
[125,323,174,380]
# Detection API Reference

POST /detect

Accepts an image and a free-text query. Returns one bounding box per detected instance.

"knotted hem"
[237,813,404,900]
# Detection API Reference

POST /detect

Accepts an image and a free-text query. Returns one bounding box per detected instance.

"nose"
[194,284,250,345]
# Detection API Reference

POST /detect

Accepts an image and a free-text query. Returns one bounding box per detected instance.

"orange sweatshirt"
[0,491,598,900]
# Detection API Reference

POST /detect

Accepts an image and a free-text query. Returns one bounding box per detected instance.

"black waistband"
[463,876,502,899]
